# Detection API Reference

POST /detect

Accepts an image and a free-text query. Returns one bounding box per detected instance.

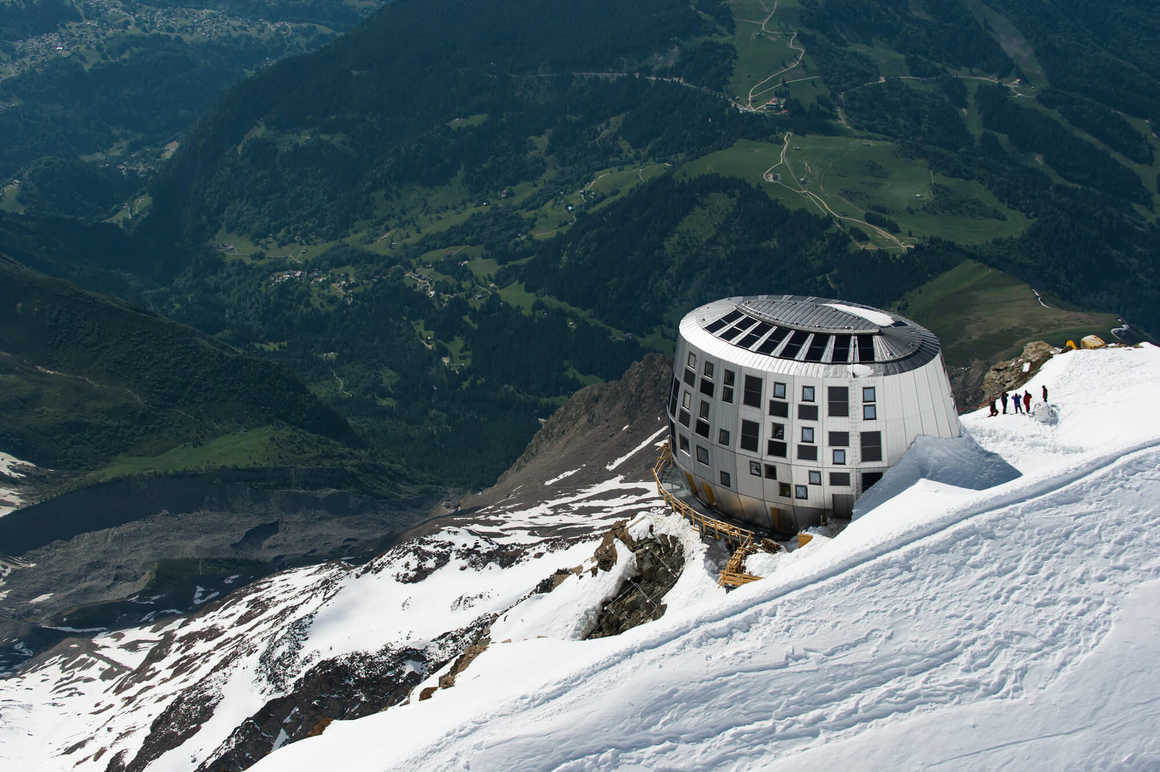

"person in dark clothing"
[1001,391,1009,414]
[989,399,999,417]
[1023,391,1032,413]
[1013,393,1022,414]
[1042,384,1048,403]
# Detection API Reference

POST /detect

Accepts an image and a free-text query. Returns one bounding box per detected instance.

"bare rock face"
[585,532,684,640]
[982,341,1056,405]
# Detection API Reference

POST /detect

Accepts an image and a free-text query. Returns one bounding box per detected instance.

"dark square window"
[802,385,815,402]
[798,444,818,461]
[678,409,690,428]
[682,391,691,409]
[801,426,815,443]
[764,463,777,479]
[808,470,822,485]
[863,386,877,403]
[683,368,695,386]
[833,448,847,465]
[770,423,785,440]
[828,386,849,418]
[863,471,884,489]
[723,369,735,386]
[861,431,883,462]
[743,375,763,408]
[699,400,711,419]
[720,470,731,488]
[798,404,819,421]
[696,445,709,464]
[687,352,697,369]
[678,434,690,454]
[828,431,849,447]
[767,440,788,457]
[795,485,808,499]
[863,404,877,420]
[773,381,786,399]
[740,419,760,452]
[769,400,789,418]
[695,419,710,438]
[830,471,851,486]
[779,482,792,498]
[722,369,735,404]
[718,428,730,446]
[700,378,714,397]
[703,361,714,379]
[749,460,762,476]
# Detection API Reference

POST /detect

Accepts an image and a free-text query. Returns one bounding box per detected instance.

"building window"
[699,400,711,419]
[683,368,695,386]
[687,352,697,369]
[769,399,789,418]
[863,386,877,403]
[833,448,847,465]
[828,431,849,447]
[802,385,815,402]
[863,404,878,420]
[679,434,690,454]
[862,471,883,489]
[767,440,788,457]
[700,378,714,397]
[808,470,822,485]
[770,423,785,440]
[801,426,815,443]
[703,360,714,379]
[749,460,762,476]
[764,463,777,479]
[718,428,731,446]
[720,470,731,488]
[678,409,690,428]
[740,419,760,452]
[668,378,680,416]
[696,445,709,464]
[830,471,850,486]
[695,419,710,438]
[828,386,849,418]
[861,431,883,462]
[798,404,819,421]
[681,391,691,409]
[795,485,808,499]
[722,369,735,403]
[779,482,792,498]
[773,381,787,399]
[743,375,763,408]
[798,444,818,461]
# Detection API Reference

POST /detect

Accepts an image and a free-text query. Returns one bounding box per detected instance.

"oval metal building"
[665,295,960,533]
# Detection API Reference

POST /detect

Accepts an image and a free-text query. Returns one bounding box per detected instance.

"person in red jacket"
[1023,390,1032,413]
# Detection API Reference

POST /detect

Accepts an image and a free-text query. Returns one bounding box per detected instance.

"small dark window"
[767,440,788,457]
[802,385,815,402]
[857,334,876,363]
[720,470,731,488]
[797,444,818,461]
[764,464,777,479]
[805,334,830,362]
[801,427,815,443]
[743,375,763,408]
[769,400,789,418]
[795,485,808,499]
[722,385,735,403]
[863,404,878,420]
[695,419,710,438]
[683,368,695,386]
[833,448,847,465]
[687,352,697,369]
[696,445,709,464]
[679,434,690,454]
[749,460,762,477]
[808,470,822,485]
[798,404,819,421]
[678,409,690,427]
[668,378,680,416]
[862,471,884,489]
[681,392,691,409]
[700,378,714,397]
[861,431,883,462]
[863,386,877,403]
[773,381,786,399]
[770,423,785,440]
[832,334,851,363]
[830,472,851,486]
[699,400,711,419]
[827,386,849,418]
[828,431,849,447]
[723,369,735,387]
[779,482,792,498]
[703,361,714,379]
[718,428,731,446]
[740,419,760,452]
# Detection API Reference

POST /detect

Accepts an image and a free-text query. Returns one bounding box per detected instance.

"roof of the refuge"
[685,295,941,373]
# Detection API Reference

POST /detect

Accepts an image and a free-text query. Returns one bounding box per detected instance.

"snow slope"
[249,344,1160,771]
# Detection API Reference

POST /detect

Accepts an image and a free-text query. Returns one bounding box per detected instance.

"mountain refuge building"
[666,295,960,533]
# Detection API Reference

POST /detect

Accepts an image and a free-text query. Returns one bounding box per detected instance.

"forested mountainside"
[3,0,1157,492]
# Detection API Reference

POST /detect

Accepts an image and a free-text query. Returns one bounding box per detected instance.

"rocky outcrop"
[982,341,1056,405]
[585,527,684,640]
